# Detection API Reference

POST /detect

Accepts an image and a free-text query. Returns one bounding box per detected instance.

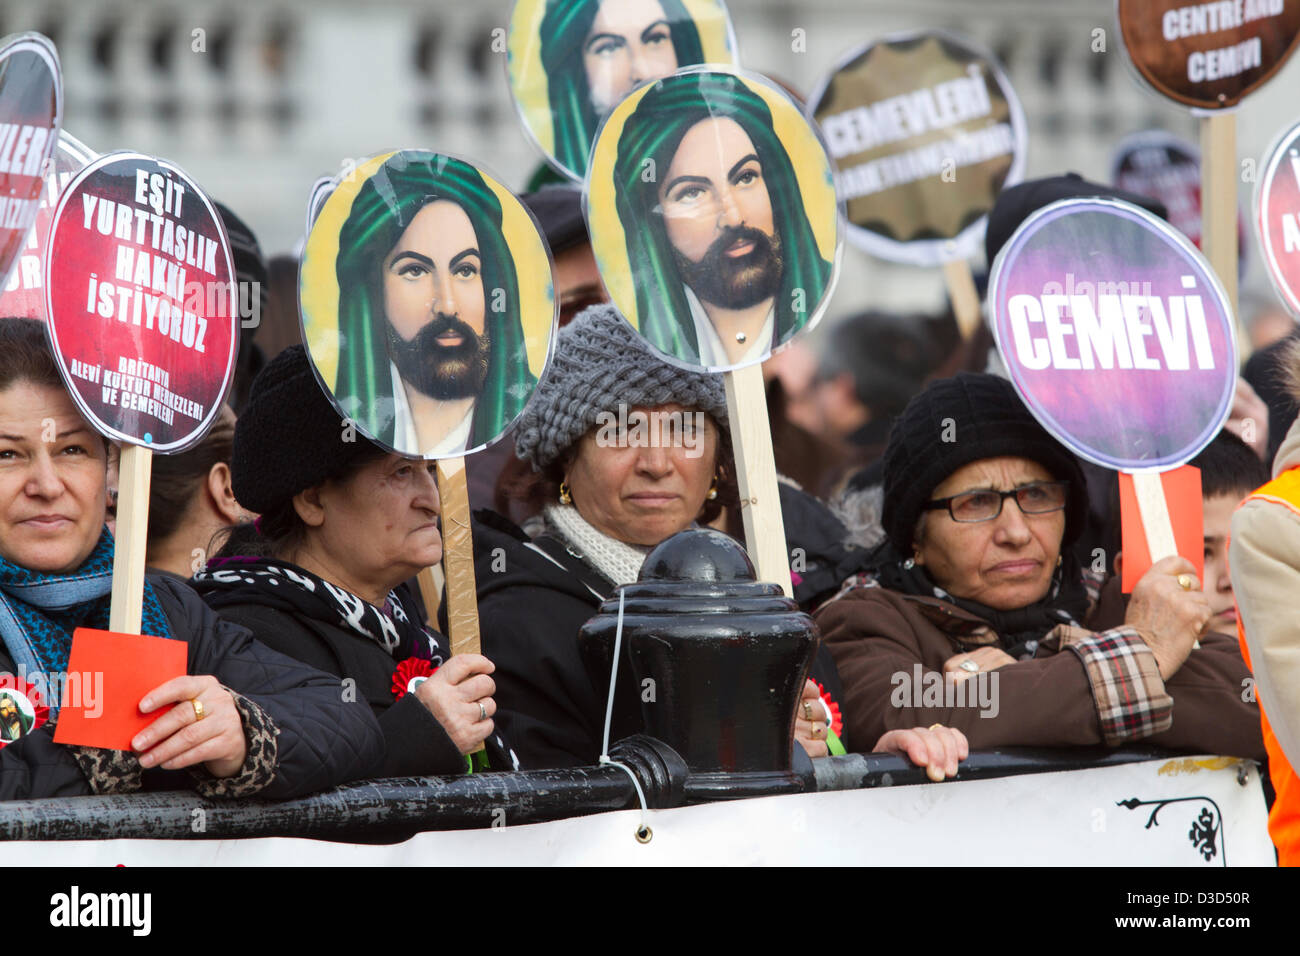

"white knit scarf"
[543,504,652,586]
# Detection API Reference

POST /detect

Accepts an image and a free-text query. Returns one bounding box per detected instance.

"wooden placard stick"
[1130,469,1199,648]
[108,444,153,635]
[1130,470,1178,565]
[1200,112,1242,353]
[416,564,445,628]
[942,257,983,340]
[436,456,481,657]
[724,362,792,597]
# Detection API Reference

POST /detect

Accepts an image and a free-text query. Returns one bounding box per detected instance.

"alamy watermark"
[594,404,707,458]
[0,666,104,718]
[889,664,1000,718]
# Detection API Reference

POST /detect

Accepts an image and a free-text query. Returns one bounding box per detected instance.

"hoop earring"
[559,482,572,506]
[707,475,719,501]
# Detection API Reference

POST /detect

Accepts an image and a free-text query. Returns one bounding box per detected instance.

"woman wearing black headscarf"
[817,372,1263,760]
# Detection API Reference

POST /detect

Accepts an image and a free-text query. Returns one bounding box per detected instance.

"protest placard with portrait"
[508,0,738,182]
[300,150,556,458]
[586,67,841,373]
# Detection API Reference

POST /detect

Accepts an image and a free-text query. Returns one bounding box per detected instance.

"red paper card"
[1118,465,1204,593]
[52,628,187,751]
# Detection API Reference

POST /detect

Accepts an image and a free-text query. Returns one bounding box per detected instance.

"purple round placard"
[989,197,1236,472]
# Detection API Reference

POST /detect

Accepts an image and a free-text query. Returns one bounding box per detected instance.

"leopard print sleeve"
[186,687,280,799]
[69,747,144,795]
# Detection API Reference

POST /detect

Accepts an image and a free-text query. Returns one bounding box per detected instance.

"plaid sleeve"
[1059,625,1172,745]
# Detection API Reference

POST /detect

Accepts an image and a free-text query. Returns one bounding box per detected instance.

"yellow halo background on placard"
[585,70,841,333]
[300,150,555,391]
[508,0,738,161]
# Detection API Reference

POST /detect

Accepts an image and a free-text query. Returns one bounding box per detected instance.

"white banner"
[0,756,1271,866]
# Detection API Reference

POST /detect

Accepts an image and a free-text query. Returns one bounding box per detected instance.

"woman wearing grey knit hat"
[475,303,741,769]
[473,304,963,776]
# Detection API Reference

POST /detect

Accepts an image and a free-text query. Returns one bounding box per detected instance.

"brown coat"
[816,580,1264,761]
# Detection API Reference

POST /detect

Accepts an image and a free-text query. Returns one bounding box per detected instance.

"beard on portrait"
[385,312,492,401]
[670,223,784,311]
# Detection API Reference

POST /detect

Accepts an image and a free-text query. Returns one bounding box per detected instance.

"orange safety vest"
[1237,466,1300,866]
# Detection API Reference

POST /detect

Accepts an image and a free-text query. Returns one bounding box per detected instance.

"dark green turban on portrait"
[540,0,705,177]
[333,151,536,452]
[612,71,833,365]
[0,694,32,740]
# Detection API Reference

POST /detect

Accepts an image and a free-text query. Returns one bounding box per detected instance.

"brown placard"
[808,30,1026,267]
[1118,0,1300,109]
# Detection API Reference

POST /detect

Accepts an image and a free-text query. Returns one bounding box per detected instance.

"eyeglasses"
[922,480,1069,523]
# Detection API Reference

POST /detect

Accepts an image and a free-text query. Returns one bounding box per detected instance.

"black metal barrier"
[813,744,1191,791]
[0,534,1254,845]
[0,745,1214,843]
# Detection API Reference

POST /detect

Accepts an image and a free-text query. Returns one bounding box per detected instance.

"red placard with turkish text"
[1256,117,1300,317]
[0,130,94,320]
[44,152,237,451]
[0,32,63,294]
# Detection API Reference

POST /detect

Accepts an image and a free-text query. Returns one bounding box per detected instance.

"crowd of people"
[0,163,1289,840]
[6,0,1300,857]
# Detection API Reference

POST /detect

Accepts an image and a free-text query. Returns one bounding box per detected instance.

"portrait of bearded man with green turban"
[611,71,834,369]
[330,152,538,456]
[539,0,707,179]
[0,692,33,742]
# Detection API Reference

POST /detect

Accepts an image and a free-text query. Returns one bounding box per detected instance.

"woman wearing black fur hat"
[193,345,515,775]
[817,372,1263,761]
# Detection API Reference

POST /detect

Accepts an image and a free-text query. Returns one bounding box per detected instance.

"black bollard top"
[610,528,797,615]
[579,526,817,788]
[639,527,756,584]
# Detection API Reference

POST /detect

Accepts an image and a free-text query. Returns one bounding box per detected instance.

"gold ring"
[802,701,813,721]
[191,698,205,721]
[1178,573,1195,591]
[959,659,980,673]
[928,723,944,731]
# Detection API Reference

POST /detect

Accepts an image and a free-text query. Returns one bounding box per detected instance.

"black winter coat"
[0,574,383,801]
[775,482,873,612]
[199,585,468,778]
[474,487,851,771]
[475,510,634,769]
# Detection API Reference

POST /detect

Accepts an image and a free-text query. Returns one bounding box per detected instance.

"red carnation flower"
[392,658,438,700]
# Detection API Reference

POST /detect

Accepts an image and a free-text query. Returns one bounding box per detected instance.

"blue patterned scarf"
[0,529,173,719]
